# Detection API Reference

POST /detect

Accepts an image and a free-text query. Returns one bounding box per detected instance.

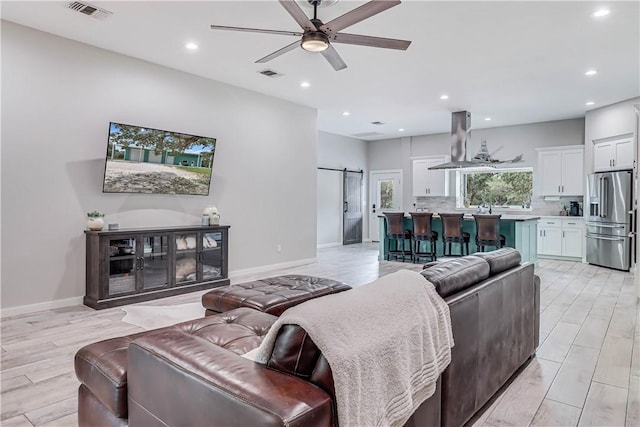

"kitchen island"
[378,213,540,264]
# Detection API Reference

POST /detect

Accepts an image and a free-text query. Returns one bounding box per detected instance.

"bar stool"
[439,213,470,256]
[410,212,438,263]
[383,212,412,262]
[473,214,506,252]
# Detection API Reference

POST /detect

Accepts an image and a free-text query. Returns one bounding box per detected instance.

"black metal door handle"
[344,201,348,213]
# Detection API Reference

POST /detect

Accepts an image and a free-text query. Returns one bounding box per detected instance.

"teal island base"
[378,214,539,265]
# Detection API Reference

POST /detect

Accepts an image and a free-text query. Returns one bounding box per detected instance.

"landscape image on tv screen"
[103,122,216,195]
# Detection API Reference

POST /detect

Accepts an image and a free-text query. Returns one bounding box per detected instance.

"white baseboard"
[229,257,318,280]
[1,258,319,318]
[1,296,85,318]
[317,242,342,249]
[363,238,373,243]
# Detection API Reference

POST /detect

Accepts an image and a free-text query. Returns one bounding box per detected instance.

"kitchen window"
[456,167,534,210]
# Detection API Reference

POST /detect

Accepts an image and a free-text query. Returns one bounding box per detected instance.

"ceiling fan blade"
[255,40,300,63]
[210,24,302,37]
[320,0,401,34]
[278,0,317,31]
[321,44,347,71]
[332,32,411,50]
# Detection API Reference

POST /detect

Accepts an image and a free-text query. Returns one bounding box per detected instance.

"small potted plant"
[87,211,105,231]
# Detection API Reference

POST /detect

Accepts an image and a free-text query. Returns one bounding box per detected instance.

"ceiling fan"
[209,0,411,71]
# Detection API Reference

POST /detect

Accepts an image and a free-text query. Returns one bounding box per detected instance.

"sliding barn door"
[343,171,363,245]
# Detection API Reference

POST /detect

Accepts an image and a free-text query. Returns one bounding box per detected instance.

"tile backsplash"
[413,196,584,216]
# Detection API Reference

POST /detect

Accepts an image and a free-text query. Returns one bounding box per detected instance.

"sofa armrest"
[128,331,333,427]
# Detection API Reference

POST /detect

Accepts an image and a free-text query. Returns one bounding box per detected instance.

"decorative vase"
[87,217,104,231]
[203,206,220,226]
[210,211,220,226]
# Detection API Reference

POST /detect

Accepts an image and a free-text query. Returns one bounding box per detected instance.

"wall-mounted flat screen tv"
[103,122,216,195]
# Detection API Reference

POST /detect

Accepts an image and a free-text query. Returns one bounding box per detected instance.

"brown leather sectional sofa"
[75,248,539,426]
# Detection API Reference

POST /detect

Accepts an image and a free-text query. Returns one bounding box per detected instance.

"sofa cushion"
[472,248,522,275]
[420,256,490,298]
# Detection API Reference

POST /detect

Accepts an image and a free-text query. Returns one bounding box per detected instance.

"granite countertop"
[378,213,540,221]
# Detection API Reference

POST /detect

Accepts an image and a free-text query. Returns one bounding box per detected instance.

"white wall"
[1,22,318,311]
[368,138,404,171]
[368,118,585,211]
[317,131,368,243]
[367,137,412,213]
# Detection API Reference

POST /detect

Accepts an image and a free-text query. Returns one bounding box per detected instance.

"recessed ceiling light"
[343,111,351,116]
[300,81,310,88]
[399,128,405,132]
[593,9,610,17]
[585,69,598,76]
[185,43,198,50]
[484,117,492,121]
[586,101,595,106]
[440,94,449,100]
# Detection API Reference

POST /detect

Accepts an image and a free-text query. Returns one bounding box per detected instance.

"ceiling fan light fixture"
[301,32,329,52]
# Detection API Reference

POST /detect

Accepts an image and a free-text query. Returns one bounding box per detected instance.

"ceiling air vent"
[66,1,113,20]
[370,121,385,125]
[258,69,283,78]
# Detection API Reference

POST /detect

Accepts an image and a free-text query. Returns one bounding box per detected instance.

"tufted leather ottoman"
[202,274,352,316]
[74,308,276,427]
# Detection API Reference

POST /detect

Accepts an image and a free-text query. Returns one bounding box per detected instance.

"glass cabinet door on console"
[141,234,170,290]
[107,237,138,296]
[174,233,199,285]
[175,230,226,284]
[106,234,170,296]
[201,231,224,281]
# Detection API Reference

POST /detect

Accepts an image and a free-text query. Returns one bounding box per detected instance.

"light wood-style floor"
[1,243,638,426]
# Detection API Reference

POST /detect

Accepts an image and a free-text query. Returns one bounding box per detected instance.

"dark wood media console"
[84,225,230,309]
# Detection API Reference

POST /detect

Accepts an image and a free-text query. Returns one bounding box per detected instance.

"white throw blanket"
[245,270,454,427]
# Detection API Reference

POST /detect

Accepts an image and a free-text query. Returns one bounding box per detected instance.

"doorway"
[343,171,363,245]
[369,170,403,242]
[317,167,364,247]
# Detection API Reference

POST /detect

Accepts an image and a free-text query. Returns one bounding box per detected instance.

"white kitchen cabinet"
[561,222,583,258]
[538,217,584,259]
[538,219,562,256]
[412,156,450,197]
[537,146,584,196]
[593,136,635,172]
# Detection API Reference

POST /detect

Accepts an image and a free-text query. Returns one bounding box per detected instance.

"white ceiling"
[2,1,638,140]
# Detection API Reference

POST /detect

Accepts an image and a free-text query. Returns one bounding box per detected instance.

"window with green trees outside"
[459,168,533,209]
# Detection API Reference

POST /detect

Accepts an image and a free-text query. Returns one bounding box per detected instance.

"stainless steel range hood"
[429,111,522,170]
[429,111,479,170]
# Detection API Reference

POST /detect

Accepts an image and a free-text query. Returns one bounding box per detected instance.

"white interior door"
[369,170,402,242]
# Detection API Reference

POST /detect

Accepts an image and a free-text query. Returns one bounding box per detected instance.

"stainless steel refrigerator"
[586,170,634,270]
